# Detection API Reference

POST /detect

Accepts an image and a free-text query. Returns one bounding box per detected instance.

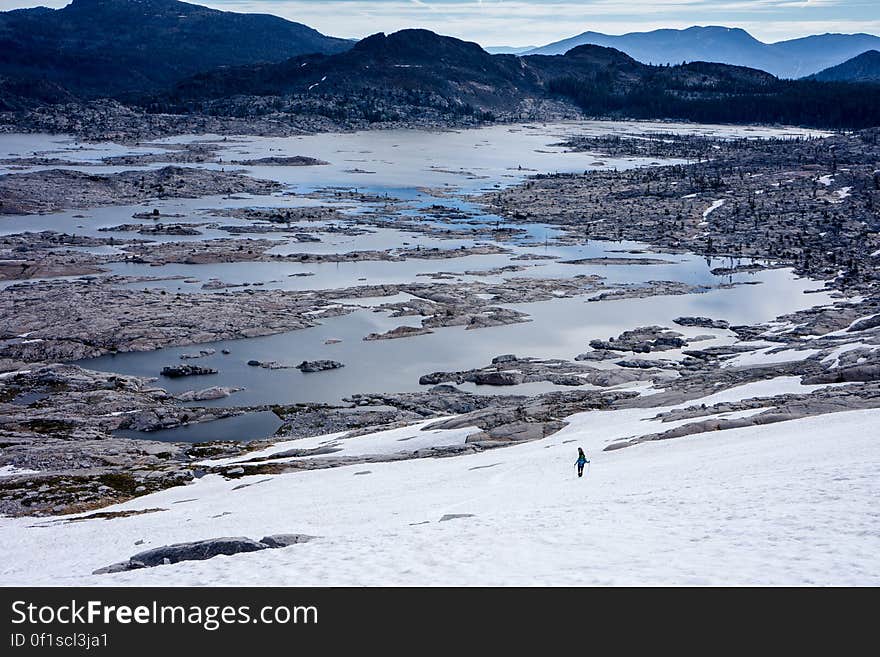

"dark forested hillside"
[166,30,537,111]
[808,51,880,83]
[158,33,880,130]
[548,63,880,129]
[0,0,351,100]
[2,2,878,131]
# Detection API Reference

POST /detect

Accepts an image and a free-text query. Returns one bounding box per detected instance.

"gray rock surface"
[93,534,315,574]
[673,316,730,330]
[296,360,344,373]
[439,514,475,522]
[259,534,317,547]
[160,365,218,378]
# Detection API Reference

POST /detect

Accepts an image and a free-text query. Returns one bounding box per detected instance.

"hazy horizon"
[1,0,878,48]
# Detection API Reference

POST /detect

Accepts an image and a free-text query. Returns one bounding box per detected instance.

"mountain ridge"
[0,0,351,100]
[1,4,878,130]
[522,26,880,79]
[156,30,879,130]
[809,50,880,83]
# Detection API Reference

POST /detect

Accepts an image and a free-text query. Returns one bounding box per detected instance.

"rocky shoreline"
[0,166,282,215]
[484,129,880,295]
[0,98,579,143]
[1,123,879,518]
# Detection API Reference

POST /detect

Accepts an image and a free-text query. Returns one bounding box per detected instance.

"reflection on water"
[79,267,833,408]
[113,410,283,444]
[4,122,837,441]
[101,239,767,295]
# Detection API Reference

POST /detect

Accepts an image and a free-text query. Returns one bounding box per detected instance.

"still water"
[2,121,834,441]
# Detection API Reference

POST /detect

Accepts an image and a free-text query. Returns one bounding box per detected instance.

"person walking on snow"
[575,447,590,478]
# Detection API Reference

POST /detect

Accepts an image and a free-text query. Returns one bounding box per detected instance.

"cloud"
[197,0,878,43]
[1,0,876,45]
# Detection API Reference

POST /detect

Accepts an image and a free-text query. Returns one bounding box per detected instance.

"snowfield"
[1,381,878,586]
[198,418,481,467]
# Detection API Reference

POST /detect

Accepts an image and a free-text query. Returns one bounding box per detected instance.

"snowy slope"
[0,380,877,586]
[198,418,481,467]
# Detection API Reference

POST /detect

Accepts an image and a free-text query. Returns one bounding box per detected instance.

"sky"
[1,0,878,47]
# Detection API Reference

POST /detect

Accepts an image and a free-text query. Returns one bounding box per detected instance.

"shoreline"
[0,120,878,518]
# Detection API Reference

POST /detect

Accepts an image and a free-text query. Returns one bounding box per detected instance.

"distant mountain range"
[0,0,351,100]
[484,46,538,55]
[0,1,878,130]
[810,50,880,83]
[521,27,880,79]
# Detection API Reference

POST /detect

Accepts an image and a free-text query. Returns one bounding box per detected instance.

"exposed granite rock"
[802,364,880,384]
[439,514,475,522]
[160,365,217,378]
[419,355,656,389]
[231,156,329,166]
[607,381,880,450]
[93,534,314,574]
[848,314,880,333]
[589,326,688,353]
[673,316,730,330]
[176,386,244,402]
[296,360,344,373]
[0,364,235,516]
[559,256,673,266]
[0,280,354,363]
[0,166,281,215]
[364,326,433,341]
[485,130,880,295]
[259,534,317,547]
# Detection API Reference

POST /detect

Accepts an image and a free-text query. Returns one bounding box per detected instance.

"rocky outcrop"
[606,381,880,450]
[230,156,329,166]
[0,364,233,516]
[439,514,475,522]
[848,314,880,332]
[470,371,525,386]
[575,350,617,361]
[0,166,281,215]
[296,360,344,373]
[259,533,316,548]
[160,365,217,378]
[589,326,688,353]
[364,326,433,341]
[487,132,880,296]
[179,349,216,360]
[176,386,244,402]
[615,358,675,369]
[673,316,730,330]
[802,364,880,384]
[247,360,297,370]
[466,419,567,443]
[0,280,354,363]
[93,534,317,574]
[560,256,672,265]
[419,355,655,389]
